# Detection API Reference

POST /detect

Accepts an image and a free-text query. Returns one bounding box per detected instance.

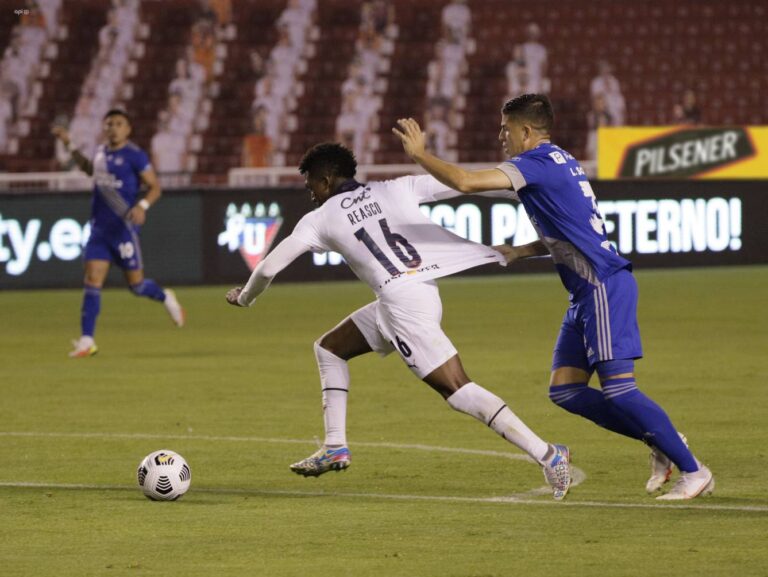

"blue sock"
[129,279,166,302]
[602,377,699,472]
[81,284,101,337]
[549,383,644,440]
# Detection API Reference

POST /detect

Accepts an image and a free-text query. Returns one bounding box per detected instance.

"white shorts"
[349,280,458,379]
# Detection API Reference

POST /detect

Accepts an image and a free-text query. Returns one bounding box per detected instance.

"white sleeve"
[237,235,311,306]
[405,174,518,202]
[414,174,467,202]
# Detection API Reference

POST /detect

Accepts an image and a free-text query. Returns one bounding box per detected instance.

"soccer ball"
[137,450,191,501]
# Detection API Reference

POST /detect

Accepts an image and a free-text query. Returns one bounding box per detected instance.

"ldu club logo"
[217,202,283,271]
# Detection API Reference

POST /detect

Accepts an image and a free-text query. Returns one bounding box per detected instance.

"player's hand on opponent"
[492,244,521,264]
[392,118,427,158]
[226,287,245,307]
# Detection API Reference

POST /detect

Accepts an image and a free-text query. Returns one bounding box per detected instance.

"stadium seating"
[0,0,765,177]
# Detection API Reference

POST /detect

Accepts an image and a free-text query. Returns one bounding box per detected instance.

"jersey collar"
[333,179,366,196]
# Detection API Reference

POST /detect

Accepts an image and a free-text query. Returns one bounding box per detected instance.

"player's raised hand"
[51,124,70,144]
[226,287,245,307]
[393,118,427,159]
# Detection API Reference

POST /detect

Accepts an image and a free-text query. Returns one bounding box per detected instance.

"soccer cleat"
[656,465,714,500]
[646,432,688,493]
[290,446,351,477]
[68,336,98,358]
[541,444,572,500]
[163,289,185,327]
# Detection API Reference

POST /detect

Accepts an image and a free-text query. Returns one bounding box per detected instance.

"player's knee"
[129,281,145,296]
[84,273,103,287]
[596,359,635,382]
[549,382,587,408]
[315,335,335,355]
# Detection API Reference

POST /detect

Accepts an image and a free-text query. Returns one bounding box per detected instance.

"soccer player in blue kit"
[53,109,185,358]
[393,94,714,500]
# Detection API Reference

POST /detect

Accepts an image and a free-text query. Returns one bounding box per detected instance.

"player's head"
[299,142,358,206]
[499,94,553,156]
[102,109,132,147]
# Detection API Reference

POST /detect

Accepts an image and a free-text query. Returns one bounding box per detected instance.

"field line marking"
[0,430,585,497]
[1,481,767,514]
[0,430,540,460]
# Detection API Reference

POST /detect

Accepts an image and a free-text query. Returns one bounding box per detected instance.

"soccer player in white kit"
[226,143,572,500]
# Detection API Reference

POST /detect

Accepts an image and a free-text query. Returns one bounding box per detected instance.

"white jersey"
[292,176,504,295]
[237,175,505,305]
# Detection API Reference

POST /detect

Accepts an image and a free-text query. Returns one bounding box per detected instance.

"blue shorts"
[552,269,643,372]
[83,223,144,270]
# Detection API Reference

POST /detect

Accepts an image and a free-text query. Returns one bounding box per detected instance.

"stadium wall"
[1,181,766,289]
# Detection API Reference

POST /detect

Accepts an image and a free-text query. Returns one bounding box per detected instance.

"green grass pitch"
[1,266,767,576]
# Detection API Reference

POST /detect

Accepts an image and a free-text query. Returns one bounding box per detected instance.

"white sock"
[314,341,349,447]
[447,382,550,464]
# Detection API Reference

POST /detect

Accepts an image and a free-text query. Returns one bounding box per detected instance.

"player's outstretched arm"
[52,125,94,176]
[228,235,311,307]
[393,118,511,193]
[492,240,549,264]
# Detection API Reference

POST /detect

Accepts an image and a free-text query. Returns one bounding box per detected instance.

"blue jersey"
[90,142,151,231]
[497,142,631,298]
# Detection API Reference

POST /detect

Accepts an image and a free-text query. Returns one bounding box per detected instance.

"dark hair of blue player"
[501,94,553,133]
[103,108,131,125]
[299,142,357,179]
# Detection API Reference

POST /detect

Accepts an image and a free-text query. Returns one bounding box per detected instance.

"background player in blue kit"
[394,94,714,500]
[52,109,185,358]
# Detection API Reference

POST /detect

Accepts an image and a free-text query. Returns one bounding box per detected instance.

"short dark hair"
[299,142,357,179]
[501,94,553,133]
[103,108,131,124]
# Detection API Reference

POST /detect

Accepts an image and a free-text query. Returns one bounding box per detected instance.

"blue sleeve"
[133,148,152,174]
[507,153,546,188]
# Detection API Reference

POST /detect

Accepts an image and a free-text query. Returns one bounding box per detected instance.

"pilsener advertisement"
[597,126,768,180]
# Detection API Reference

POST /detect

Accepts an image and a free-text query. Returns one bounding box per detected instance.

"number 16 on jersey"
[354,218,422,276]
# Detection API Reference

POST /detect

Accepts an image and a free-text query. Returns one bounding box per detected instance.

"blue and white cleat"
[290,446,351,477]
[542,444,572,500]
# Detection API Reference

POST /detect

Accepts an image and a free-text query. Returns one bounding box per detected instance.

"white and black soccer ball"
[137,450,191,501]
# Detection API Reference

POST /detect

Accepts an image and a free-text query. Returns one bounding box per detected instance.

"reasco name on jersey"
[345,200,383,225]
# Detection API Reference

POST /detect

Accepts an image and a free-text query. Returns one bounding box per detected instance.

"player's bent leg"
[549,366,645,440]
[70,259,109,358]
[597,360,713,496]
[125,269,185,327]
[549,314,645,440]
[291,314,375,478]
[434,357,572,500]
[598,362,698,473]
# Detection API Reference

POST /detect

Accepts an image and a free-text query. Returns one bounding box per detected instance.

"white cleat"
[68,336,98,358]
[541,444,572,501]
[646,433,688,493]
[163,289,185,327]
[656,465,714,500]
